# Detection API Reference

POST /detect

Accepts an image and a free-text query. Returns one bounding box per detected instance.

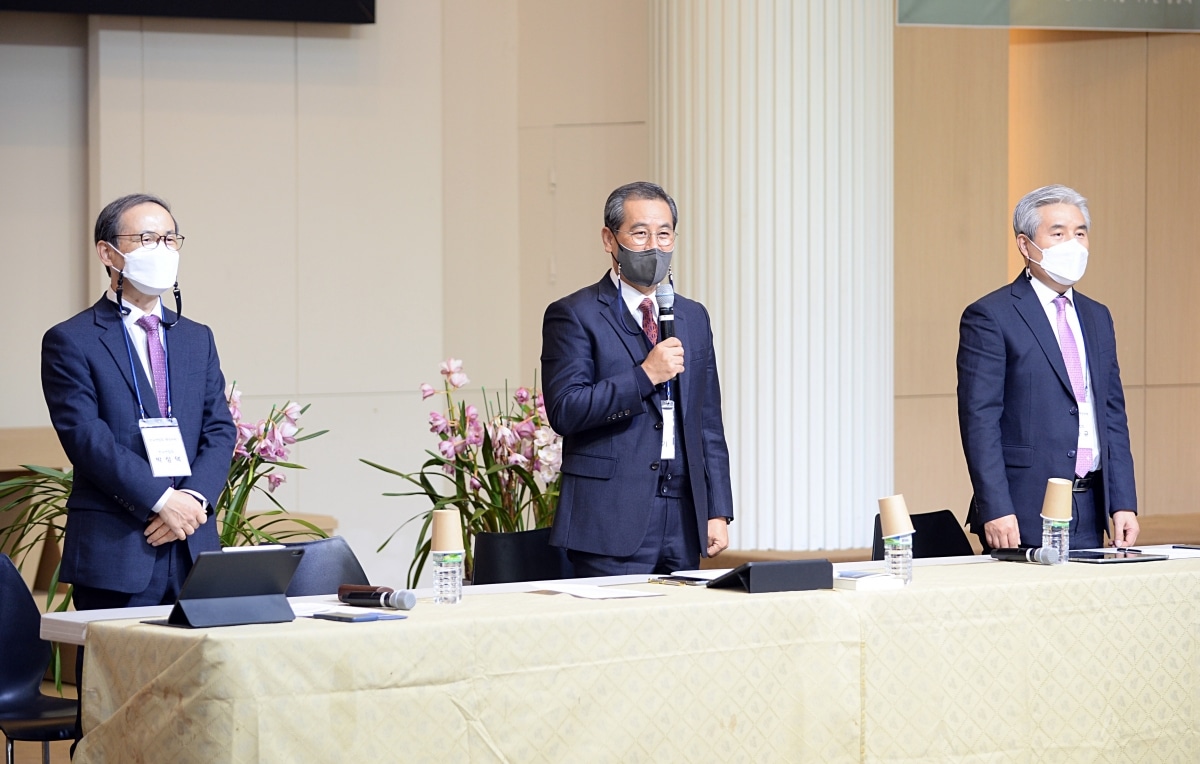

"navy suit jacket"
[541,274,734,558]
[41,295,236,593]
[957,274,1137,545]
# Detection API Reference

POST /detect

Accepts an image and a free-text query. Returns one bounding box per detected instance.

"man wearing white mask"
[41,193,235,613]
[958,184,1138,552]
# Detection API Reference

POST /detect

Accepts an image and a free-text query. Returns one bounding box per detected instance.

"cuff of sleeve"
[150,488,172,514]
[634,367,656,399]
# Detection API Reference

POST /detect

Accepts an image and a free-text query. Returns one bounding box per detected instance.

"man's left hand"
[1110,510,1139,548]
[706,518,729,557]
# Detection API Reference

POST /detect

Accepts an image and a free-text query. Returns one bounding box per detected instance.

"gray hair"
[1012,185,1090,240]
[603,181,678,233]
[94,193,177,245]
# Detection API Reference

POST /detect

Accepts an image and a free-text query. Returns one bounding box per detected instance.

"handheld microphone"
[655,281,676,342]
[990,547,1060,565]
[341,589,417,611]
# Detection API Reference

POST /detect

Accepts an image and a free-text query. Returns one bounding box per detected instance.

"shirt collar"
[609,269,658,317]
[105,289,162,323]
[1026,271,1074,308]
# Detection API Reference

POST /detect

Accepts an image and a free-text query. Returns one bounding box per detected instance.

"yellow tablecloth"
[76,584,863,763]
[73,559,1200,763]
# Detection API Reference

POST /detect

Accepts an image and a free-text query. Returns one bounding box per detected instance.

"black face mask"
[615,242,673,287]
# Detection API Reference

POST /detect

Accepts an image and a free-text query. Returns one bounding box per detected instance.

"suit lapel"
[597,276,653,367]
[1010,276,1074,398]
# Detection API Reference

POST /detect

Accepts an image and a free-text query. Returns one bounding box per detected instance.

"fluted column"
[651,0,893,550]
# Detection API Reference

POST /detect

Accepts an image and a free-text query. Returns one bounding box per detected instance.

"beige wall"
[895,26,1200,533]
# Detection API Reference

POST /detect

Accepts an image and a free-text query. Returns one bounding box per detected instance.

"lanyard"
[117,306,173,419]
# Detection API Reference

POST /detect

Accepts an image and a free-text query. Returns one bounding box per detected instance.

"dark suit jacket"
[541,274,734,558]
[957,274,1137,545]
[41,295,236,593]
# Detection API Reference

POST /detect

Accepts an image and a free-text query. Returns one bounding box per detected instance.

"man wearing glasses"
[541,181,734,576]
[41,193,236,613]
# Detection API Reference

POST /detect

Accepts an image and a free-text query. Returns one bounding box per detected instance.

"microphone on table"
[990,547,1060,565]
[340,587,417,611]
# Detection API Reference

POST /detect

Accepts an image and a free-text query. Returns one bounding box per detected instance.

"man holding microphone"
[541,181,734,576]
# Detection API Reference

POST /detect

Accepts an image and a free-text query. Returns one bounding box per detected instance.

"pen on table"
[1115,547,1141,553]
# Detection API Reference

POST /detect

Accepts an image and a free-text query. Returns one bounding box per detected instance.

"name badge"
[139,418,193,478]
[660,400,677,460]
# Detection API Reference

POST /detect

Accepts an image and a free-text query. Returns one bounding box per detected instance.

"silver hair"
[1012,184,1090,240]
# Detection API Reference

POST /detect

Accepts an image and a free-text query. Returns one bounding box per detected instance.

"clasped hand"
[642,338,685,385]
[145,491,207,546]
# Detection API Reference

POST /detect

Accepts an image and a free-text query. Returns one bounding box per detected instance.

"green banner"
[899,0,1200,32]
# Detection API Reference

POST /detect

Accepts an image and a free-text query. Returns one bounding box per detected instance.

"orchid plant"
[218,384,329,546]
[362,358,562,586]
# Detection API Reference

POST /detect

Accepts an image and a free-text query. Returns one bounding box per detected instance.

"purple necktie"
[639,298,658,345]
[1053,295,1092,477]
[137,315,169,417]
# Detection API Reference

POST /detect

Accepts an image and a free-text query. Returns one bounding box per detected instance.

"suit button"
[1067,450,1076,458]
[650,462,659,471]
[624,409,631,416]
[1069,406,1078,415]
[654,422,663,431]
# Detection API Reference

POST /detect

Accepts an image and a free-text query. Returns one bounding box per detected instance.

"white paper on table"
[533,583,664,599]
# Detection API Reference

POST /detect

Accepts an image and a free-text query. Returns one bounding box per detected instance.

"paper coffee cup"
[430,508,465,552]
[878,494,915,539]
[1040,477,1073,521]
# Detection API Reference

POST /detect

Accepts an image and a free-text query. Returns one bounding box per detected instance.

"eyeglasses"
[112,233,186,251]
[616,228,676,248]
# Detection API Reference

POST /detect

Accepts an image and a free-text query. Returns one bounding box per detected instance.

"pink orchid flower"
[513,418,537,440]
[420,383,436,399]
[514,387,531,405]
[281,402,302,425]
[267,473,286,492]
[429,411,449,434]
[447,372,469,389]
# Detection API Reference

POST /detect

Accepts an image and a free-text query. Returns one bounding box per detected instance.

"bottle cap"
[430,508,465,552]
[878,494,915,539]
[1040,477,1073,521]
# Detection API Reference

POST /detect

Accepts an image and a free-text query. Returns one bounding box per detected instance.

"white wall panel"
[0,13,87,427]
[651,0,893,550]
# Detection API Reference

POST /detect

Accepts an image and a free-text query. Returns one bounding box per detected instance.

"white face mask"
[115,243,180,295]
[1026,238,1088,287]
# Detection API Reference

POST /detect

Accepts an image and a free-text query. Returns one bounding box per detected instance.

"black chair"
[871,509,975,561]
[0,554,78,764]
[281,536,370,596]
[472,527,574,585]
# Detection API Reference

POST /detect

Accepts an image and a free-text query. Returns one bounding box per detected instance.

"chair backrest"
[871,509,975,561]
[281,536,369,596]
[0,554,52,712]
[472,527,574,585]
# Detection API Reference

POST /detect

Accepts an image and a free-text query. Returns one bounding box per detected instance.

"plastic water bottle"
[432,550,464,604]
[884,533,913,584]
[1042,518,1069,566]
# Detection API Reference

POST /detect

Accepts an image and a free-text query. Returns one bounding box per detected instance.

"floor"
[3,682,75,764]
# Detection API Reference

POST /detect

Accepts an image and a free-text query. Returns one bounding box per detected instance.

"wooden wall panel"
[894,26,1009,399]
[1008,31,1146,386]
[1146,34,1200,387]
